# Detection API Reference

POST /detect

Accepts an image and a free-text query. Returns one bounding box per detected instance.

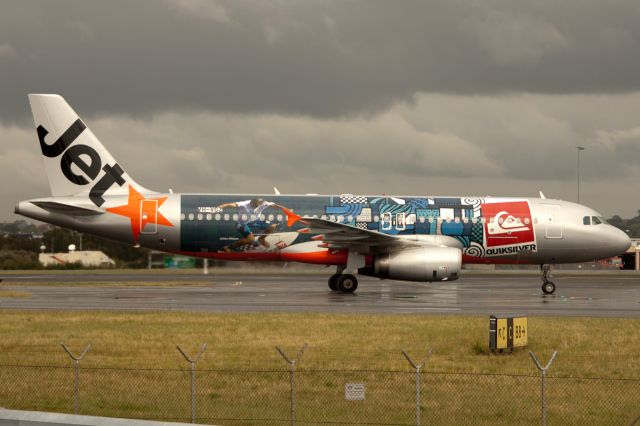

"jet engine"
[361,247,462,282]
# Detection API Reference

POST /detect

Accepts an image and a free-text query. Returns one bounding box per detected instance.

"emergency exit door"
[140,199,158,234]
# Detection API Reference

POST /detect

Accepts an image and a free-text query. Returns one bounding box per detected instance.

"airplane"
[15,95,632,295]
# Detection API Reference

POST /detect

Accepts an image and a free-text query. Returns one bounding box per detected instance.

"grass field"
[0,311,639,424]
[0,311,638,375]
[0,290,31,298]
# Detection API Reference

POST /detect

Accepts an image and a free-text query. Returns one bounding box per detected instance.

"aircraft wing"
[288,212,463,253]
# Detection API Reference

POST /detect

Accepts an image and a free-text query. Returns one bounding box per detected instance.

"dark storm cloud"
[2,0,640,123]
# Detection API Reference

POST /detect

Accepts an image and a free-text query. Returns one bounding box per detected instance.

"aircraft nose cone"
[609,227,631,254]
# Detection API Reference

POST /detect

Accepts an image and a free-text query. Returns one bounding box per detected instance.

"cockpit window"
[583,216,591,225]
[592,216,601,225]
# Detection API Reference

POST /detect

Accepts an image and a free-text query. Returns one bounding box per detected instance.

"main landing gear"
[540,264,556,295]
[328,267,358,293]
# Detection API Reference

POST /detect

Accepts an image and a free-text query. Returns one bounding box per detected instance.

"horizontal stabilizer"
[30,201,104,216]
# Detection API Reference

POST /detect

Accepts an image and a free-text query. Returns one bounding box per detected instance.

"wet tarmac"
[1,272,639,317]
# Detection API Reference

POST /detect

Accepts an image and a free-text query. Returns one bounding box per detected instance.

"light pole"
[576,146,585,204]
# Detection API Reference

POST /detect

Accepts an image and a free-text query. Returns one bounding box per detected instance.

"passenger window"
[268,214,274,221]
[206,213,212,221]
[583,216,591,225]
[224,214,229,221]
[232,214,239,221]
[471,217,477,224]
[188,213,194,220]
[180,213,186,220]
[241,214,248,221]
[321,215,327,220]
[419,216,425,223]
[373,215,379,222]
[277,214,283,221]
[524,218,530,225]
[215,214,221,221]
[592,216,601,225]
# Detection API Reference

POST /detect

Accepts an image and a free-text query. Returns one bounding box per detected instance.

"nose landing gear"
[540,265,556,295]
[328,267,358,293]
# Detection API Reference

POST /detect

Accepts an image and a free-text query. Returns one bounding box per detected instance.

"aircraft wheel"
[328,274,341,291]
[542,281,556,295]
[338,274,358,293]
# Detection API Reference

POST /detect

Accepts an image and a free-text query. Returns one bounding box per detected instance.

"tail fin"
[28,94,150,207]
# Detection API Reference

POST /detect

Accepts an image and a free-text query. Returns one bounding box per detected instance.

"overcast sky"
[1,0,640,220]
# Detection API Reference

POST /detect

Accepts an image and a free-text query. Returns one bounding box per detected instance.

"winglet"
[539,191,546,199]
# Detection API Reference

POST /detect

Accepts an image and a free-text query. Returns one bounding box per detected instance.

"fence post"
[402,349,433,426]
[60,343,91,415]
[177,343,208,424]
[529,351,557,426]
[276,343,308,426]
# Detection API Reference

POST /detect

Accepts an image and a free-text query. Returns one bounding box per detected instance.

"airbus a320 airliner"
[15,95,631,294]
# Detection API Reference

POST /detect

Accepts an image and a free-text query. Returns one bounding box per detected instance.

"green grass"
[0,290,31,298]
[0,311,638,424]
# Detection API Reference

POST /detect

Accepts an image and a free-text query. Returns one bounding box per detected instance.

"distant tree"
[608,215,624,227]
[607,211,640,238]
[0,221,148,268]
[41,227,149,267]
[0,250,40,269]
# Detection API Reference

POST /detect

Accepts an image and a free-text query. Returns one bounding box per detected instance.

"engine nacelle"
[362,247,462,282]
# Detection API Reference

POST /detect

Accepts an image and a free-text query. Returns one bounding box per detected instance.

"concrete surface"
[1,272,639,316]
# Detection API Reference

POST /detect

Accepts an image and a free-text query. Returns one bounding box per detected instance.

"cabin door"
[544,204,562,239]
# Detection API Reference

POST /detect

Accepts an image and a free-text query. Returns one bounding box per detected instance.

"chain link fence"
[1,347,639,425]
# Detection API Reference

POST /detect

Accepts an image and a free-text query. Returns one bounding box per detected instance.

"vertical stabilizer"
[28,94,151,206]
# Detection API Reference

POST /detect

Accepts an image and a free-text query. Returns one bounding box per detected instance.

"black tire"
[542,281,556,295]
[328,274,341,291]
[337,274,358,293]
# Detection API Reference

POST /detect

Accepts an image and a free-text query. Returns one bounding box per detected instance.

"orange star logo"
[106,185,173,242]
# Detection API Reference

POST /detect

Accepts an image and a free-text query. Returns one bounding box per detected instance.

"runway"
[1,272,639,317]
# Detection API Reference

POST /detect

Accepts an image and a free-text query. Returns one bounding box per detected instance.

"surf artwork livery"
[16,95,632,295]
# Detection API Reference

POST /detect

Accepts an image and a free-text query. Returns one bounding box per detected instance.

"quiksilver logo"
[37,119,125,207]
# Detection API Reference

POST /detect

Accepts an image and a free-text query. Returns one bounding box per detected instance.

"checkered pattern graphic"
[471,222,483,244]
[355,222,368,229]
[416,209,429,219]
[340,195,368,205]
